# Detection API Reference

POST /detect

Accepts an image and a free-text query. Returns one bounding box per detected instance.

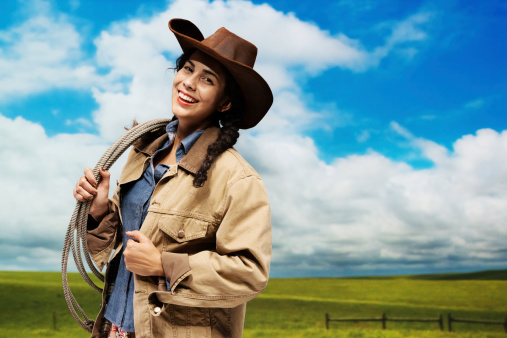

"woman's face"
[172,50,230,131]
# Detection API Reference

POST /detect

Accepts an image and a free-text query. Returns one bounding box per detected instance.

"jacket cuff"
[87,214,100,231]
[86,201,120,257]
[161,252,191,292]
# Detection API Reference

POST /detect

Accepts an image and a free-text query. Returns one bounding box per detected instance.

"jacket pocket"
[149,303,213,337]
[157,214,211,244]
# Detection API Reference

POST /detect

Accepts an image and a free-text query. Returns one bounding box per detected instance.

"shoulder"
[199,147,265,197]
[132,125,168,156]
[211,148,269,207]
[213,147,262,182]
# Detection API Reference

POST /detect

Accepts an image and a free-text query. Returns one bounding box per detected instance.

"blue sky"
[1,0,506,277]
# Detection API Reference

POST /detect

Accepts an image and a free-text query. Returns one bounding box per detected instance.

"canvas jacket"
[87,125,272,338]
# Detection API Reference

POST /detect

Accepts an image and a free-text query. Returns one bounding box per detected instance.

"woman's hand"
[124,230,164,277]
[73,168,110,221]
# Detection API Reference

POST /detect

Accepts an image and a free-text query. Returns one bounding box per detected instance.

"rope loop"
[61,118,172,332]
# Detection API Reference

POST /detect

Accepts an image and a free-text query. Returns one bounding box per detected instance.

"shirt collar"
[132,120,220,175]
[165,119,205,157]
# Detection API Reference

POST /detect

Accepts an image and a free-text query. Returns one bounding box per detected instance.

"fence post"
[325,313,329,330]
[447,313,452,332]
[382,312,387,330]
[438,314,443,331]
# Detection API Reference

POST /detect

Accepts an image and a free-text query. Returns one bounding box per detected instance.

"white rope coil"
[61,118,172,332]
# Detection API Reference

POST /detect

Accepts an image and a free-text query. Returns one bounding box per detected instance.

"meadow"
[0,270,505,337]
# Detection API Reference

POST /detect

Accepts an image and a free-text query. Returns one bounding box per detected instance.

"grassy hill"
[405,269,507,281]
[0,270,506,337]
[347,269,507,281]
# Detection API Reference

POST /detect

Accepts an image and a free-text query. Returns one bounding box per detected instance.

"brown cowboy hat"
[168,18,273,129]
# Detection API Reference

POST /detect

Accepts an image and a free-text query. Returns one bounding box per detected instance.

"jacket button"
[178,229,185,238]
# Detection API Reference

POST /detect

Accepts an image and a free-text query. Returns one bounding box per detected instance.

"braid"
[193,110,241,187]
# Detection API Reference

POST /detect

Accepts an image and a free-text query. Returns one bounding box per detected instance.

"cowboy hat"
[168,18,273,129]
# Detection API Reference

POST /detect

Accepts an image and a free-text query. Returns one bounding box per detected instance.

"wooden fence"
[447,314,507,332]
[325,312,443,330]
[325,313,507,333]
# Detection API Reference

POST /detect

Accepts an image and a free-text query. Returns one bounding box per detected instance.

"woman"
[73,18,273,338]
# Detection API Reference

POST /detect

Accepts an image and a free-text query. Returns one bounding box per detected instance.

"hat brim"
[169,19,273,129]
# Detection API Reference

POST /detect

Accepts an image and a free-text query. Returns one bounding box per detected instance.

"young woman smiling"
[73,19,273,338]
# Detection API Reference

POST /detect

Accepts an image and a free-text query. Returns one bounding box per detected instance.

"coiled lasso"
[61,118,172,332]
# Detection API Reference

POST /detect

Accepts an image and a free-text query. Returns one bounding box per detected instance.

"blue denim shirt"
[103,119,204,332]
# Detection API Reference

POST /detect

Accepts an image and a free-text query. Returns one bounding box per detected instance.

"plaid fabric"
[110,324,134,338]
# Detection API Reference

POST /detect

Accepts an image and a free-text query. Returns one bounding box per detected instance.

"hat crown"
[202,28,257,68]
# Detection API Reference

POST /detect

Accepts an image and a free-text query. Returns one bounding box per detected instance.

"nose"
[183,73,198,91]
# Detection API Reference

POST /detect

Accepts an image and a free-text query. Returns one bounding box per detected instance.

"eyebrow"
[187,60,220,81]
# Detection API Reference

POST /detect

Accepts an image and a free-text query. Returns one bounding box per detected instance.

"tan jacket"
[87,125,272,337]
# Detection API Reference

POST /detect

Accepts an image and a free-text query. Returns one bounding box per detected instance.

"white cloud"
[356,130,371,143]
[371,12,433,65]
[464,98,486,110]
[391,121,450,164]
[66,117,94,128]
[0,2,100,101]
[88,0,435,140]
[0,114,115,270]
[239,125,507,276]
[1,0,433,139]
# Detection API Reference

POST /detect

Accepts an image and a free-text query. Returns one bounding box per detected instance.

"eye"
[202,76,214,85]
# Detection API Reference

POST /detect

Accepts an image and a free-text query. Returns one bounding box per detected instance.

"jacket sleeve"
[152,175,272,309]
[86,189,122,271]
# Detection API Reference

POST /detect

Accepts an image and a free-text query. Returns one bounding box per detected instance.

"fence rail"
[326,313,507,333]
[447,314,507,332]
[325,312,443,331]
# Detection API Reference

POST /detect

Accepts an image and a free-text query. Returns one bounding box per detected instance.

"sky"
[1,0,506,278]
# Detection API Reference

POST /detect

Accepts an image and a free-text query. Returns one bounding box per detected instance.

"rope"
[61,118,172,333]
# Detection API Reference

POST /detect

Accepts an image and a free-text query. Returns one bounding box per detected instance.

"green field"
[0,270,506,337]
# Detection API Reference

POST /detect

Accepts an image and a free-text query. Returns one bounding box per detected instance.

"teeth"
[179,92,197,103]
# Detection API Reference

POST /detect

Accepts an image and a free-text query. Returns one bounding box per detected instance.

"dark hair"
[174,51,245,188]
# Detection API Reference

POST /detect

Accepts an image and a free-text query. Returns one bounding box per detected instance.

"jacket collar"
[132,124,220,175]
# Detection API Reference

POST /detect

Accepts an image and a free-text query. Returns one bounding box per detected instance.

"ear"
[217,98,232,113]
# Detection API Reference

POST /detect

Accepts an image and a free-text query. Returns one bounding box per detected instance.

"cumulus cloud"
[0,0,100,101]
[0,114,111,270]
[2,0,505,277]
[240,126,507,276]
[89,0,433,140]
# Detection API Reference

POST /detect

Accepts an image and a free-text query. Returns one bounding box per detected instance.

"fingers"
[73,168,101,202]
[73,167,113,203]
[124,238,138,262]
[98,168,111,192]
[99,167,111,180]
[73,186,88,202]
[124,233,162,276]
[126,230,148,243]
[84,168,97,186]
[126,238,136,248]
[73,176,97,201]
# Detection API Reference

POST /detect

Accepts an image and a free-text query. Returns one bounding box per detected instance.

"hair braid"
[193,110,241,187]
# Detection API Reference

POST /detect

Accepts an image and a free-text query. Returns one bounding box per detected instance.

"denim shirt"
[103,119,204,332]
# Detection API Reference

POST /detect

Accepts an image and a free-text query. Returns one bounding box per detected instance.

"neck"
[175,118,212,142]
[155,119,205,167]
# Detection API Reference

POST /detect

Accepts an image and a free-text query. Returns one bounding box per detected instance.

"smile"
[178,91,198,104]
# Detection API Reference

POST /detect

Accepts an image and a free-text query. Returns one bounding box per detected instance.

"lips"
[177,91,198,105]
